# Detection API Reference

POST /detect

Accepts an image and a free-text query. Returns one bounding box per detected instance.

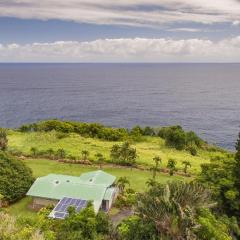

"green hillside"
[7,128,229,174]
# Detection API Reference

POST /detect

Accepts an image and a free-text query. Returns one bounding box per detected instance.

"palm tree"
[167,158,177,176]
[30,147,37,157]
[146,178,157,188]
[46,148,55,159]
[182,161,191,174]
[151,156,162,179]
[116,177,130,193]
[95,153,105,169]
[81,150,89,162]
[57,148,66,159]
[137,181,212,240]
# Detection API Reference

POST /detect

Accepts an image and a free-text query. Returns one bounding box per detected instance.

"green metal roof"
[103,187,116,200]
[27,171,116,206]
[79,170,116,186]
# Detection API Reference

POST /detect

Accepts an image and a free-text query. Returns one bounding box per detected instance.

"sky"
[0,0,240,62]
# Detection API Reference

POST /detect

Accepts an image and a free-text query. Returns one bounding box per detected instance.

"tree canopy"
[0,152,34,202]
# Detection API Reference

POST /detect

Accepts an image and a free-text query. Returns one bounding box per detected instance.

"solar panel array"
[50,197,88,219]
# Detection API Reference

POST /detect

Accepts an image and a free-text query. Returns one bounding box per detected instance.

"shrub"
[143,126,155,136]
[19,120,129,142]
[56,148,66,159]
[187,145,198,156]
[0,128,8,151]
[130,126,143,141]
[158,125,203,150]
[167,158,177,176]
[115,188,136,209]
[110,142,137,166]
[0,152,34,202]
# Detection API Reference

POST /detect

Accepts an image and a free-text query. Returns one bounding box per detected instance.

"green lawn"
[8,130,228,173]
[8,158,184,218]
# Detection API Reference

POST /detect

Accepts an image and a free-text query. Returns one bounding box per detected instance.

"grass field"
[8,130,228,173]
[8,158,184,218]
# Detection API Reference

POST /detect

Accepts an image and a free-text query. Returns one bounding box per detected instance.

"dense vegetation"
[18,120,205,153]
[7,120,228,174]
[0,152,34,203]
[117,181,238,240]
[158,125,203,153]
[199,133,240,221]
[110,142,137,166]
[19,120,129,141]
[0,204,112,240]
[0,128,8,151]
[1,120,240,240]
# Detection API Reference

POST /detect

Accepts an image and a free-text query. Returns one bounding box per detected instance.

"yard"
[8,158,184,218]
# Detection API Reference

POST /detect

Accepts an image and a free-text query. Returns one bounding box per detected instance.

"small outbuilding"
[27,170,118,215]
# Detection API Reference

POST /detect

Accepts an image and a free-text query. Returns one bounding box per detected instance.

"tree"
[167,158,177,176]
[196,208,237,240]
[182,161,191,174]
[95,153,105,169]
[46,148,55,159]
[130,126,143,141]
[81,150,89,162]
[117,177,130,193]
[56,202,111,240]
[234,132,240,190]
[136,181,212,240]
[110,142,137,166]
[143,126,155,136]
[30,147,38,157]
[0,212,46,240]
[0,128,8,151]
[117,215,157,240]
[57,203,97,240]
[151,156,162,179]
[0,152,34,202]
[56,148,66,159]
[146,179,158,188]
[198,132,240,220]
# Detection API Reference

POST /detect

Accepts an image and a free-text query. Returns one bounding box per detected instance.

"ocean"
[0,63,239,150]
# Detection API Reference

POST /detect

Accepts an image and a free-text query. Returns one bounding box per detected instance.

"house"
[27,170,118,215]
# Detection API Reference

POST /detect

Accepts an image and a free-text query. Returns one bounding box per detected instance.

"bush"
[0,128,8,151]
[115,188,136,209]
[130,126,143,141]
[117,216,158,240]
[56,149,66,159]
[19,120,129,142]
[110,142,137,166]
[158,125,203,151]
[187,146,198,156]
[143,126,155,136]
[0,152,34,202]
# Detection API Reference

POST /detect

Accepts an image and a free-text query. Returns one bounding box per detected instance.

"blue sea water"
[0,63,239,150]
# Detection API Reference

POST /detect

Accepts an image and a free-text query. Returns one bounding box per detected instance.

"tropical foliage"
[0,152,34,203]
[110,142,137,166]
[158,125,203,151]
[0,128,8,151]
[198,132,240,220]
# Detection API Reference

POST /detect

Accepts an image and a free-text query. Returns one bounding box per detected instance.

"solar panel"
[49,197,88,219]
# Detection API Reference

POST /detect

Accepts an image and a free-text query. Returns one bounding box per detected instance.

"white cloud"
[0,37,240,62]
[167,28,203,32]
[233,20,240,26]
[0,0,240,27]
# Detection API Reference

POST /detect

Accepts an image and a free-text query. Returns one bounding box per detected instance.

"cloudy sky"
[0,0,240,62]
